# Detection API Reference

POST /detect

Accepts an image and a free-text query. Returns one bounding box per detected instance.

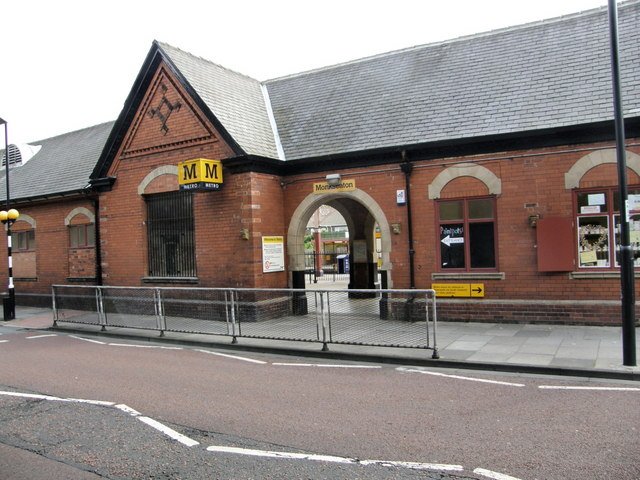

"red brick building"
[2,2,640,324]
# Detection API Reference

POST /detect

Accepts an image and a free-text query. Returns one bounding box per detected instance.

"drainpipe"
[92,197,103,286]
[400,151,415,289]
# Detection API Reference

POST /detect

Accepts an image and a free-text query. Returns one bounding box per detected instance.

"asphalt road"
[0,327,638,479]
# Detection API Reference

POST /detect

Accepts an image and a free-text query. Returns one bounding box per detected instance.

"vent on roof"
[1,143,41,168]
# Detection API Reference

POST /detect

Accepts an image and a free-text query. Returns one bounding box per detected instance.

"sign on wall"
[431,283,485,298]
[313,179,356,194]
[178,158,223,191]
[262,236,285,273]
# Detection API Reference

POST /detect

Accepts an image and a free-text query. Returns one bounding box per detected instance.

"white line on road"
[474,467,523,480]
[194,349,267,364]
[272,363,382,369]
[115,404,141,416]
[0,390,199,447]
[108,343,183,350]
[396,367,526,387]
[539,385,640,392]
[0,340,8,343]
[137,416,200,447]
[206,445,464,472]
[26,334,58,339]
[69,335,106,345]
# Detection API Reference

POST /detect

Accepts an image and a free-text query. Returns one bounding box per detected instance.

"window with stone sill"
[437,196,497,272]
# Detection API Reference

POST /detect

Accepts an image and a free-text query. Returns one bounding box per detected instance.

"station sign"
[178,158,223,191]
[313,179,356,194]
[432,283,485,298]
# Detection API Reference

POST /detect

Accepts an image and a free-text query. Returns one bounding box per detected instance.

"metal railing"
[52,285,438,358]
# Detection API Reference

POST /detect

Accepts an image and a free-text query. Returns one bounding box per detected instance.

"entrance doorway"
[287,190,393,292]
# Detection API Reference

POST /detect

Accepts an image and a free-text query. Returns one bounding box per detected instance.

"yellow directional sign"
[432,283,485,298]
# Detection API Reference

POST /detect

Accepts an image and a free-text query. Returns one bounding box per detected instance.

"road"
[0,326,638,479]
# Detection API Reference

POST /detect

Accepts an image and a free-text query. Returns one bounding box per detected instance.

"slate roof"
[6,2,640,201]
[157,42,279,159]
[265,1,640,160]
[0,122,114,202]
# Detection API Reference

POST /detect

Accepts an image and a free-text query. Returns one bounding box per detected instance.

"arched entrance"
[287,190,393,292]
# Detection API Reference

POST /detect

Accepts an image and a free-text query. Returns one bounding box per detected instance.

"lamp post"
[0,117,19,321]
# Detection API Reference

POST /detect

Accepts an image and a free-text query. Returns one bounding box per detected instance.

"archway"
[287,190,393,292]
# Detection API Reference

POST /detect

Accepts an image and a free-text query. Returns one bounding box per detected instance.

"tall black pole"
[1,119,16,320]
[608,0,636,366]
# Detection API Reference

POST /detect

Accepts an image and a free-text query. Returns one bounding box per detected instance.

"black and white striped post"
[0,117,19,321]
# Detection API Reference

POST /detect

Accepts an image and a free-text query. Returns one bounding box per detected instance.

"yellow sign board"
[178,158,223,191]
[313,179,356,194]
[432,283,485,298]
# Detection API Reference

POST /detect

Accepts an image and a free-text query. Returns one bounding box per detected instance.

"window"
[146,191,196,277]
[576,188,640,268]
[69,224,95,248]
[437,197,496,271]
[12,230,36,251]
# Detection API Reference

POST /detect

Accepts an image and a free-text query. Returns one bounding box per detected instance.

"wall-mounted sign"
[313,179,356,194]
[178,158,223,191]
[432,283,485,298]
[262,236,285,273]
[396,189,406,205]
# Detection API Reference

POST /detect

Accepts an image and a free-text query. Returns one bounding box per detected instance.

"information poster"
[262,236,285,273]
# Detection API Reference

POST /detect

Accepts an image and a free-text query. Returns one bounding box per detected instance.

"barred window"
[146,191,196,277]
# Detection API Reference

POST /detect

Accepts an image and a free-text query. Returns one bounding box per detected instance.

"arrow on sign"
[472,286,483,294]
[441,235,464,247]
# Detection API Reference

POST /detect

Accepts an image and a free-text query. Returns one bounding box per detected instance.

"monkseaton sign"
[313,179,356,194]
[178,158,223,191]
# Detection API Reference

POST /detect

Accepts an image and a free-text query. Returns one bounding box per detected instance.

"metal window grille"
[146,191,196,277]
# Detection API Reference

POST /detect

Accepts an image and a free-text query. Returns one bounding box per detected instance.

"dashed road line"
[26,334,58,339]
[108,343,183,350]
[474,467,523,480]
[69,335,106,345]
[194,349,267,364]
[396,367,525,387]
[137,416,200,447]
[539,385,640,392]
[206,445,463,472]
[272,362,381,369]
[0,390,199,447]
[0,340,8,344]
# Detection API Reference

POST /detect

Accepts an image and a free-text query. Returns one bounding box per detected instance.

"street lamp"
[0,117,19,320]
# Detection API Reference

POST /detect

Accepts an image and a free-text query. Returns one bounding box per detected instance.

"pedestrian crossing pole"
[0,117,19,321]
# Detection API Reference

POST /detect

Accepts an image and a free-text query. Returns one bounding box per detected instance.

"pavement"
[2,305,639,381]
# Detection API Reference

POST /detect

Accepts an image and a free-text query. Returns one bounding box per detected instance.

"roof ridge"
[155,40,262,84]
[264,2,620,83]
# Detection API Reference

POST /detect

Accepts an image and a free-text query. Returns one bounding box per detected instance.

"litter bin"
[1,292,12,321]
[337,254,350,274]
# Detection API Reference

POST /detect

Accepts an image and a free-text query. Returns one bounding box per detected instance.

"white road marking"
[26,334,58,339]
[194,349,267,364]
[359,459,464,471]
[0,340,8,343]
[137,416,199,447]
[69,335,105,345]
[0,391,199,447]
[474,467,523,480]
[206,445,464,472]
[115,404,141,416]
[108,343,183,350]
[272,363,381,369]
[396,367,525,387]
[539,385,640,392]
